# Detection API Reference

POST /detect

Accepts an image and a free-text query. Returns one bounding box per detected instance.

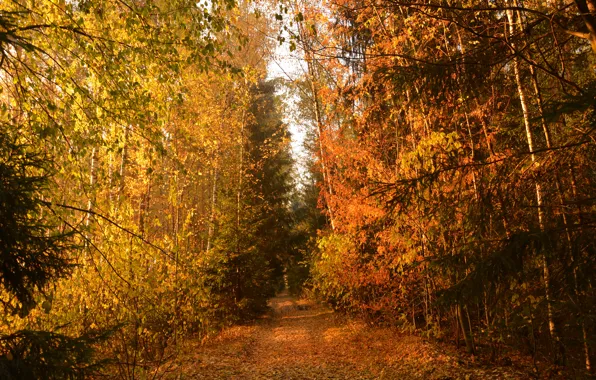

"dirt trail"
[165,293,524,379]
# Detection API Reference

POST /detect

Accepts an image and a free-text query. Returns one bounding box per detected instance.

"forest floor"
[162,293,531,379]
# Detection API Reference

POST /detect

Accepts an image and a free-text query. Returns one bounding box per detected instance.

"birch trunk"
[206,167,218,252]
[506,7,564,364]
[117,125,130,209]
[298,21,336,230]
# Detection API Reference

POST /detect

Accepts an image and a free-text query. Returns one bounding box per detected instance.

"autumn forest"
[0,0,595,378]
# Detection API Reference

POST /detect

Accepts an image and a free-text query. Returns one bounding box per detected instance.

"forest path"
[166,293,523,379]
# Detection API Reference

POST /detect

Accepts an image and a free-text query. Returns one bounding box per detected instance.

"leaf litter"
[162,294,529,379]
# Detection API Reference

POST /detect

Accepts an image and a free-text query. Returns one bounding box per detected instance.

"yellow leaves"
[398,131,462,176]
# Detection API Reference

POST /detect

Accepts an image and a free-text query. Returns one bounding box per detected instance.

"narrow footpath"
[165,293,524,379]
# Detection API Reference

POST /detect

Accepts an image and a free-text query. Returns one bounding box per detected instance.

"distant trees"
[294,0,596,373]
[204,79,296,321]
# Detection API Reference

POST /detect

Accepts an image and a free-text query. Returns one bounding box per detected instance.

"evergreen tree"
[0,129,73,317]
[204,79,296,319]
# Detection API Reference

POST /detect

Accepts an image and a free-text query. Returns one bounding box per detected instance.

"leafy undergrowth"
[158,294,533,379]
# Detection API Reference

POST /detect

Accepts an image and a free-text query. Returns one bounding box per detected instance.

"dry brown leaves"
[159,295,527,379]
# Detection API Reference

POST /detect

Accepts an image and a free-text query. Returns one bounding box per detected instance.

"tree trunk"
[117,125,130,209]
[528,49,592,371]
[85,147,97,230]
[570,168,593,373]
[574,0,596,53]
[506,6,564,365]
[457,303,475,355]
[298,21,336,231]
[237,109,246,233]
[206,167,218,252]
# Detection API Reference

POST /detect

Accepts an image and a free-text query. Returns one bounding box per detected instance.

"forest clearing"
[0,0,595,378]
